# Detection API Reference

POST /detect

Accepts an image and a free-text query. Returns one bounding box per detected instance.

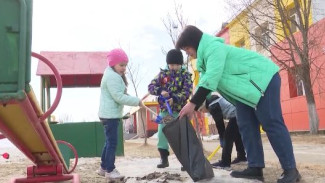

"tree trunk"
[307,102,319,134]
[302,69,319,134]
[139,110,147,145]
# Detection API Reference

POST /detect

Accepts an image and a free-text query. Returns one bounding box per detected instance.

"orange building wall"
[279,70,325,131]
[145,104,159,131]
[216,18,325,132]
[280,69,325,131]
[276,18,325,131]
[190,112,208,135]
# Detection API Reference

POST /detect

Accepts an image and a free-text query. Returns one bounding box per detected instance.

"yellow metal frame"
[0,89,67,169]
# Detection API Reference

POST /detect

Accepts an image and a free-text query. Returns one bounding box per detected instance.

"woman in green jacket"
[176,25,301,183]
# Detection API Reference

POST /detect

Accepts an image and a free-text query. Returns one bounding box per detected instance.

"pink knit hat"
[107,48,129,67]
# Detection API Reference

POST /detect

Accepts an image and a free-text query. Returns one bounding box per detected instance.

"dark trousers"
[236,73,296,169]
[221,117,246,165]
[100,118,119,172]
[209,104,225,139]
[209,105,245,166]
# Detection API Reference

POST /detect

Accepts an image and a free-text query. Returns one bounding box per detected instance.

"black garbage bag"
[162,116,214,182]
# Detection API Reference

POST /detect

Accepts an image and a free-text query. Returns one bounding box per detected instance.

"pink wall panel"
[318,108,325,130]
[314,93,325,109]
[280,71,291,100]
[281,100,292,114]
[290,97,308,113]
[291,111,309,131]
[283,113,293,130]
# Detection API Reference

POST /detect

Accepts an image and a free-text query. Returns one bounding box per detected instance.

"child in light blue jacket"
[97,48,144,181]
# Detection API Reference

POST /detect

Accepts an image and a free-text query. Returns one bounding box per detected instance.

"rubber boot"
[157,148,169,168]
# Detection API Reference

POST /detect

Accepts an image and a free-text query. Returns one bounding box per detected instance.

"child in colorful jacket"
[148,49,193,169]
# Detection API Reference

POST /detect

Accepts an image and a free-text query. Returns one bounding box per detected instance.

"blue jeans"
[100,118,119,172]
[236,73,296,170]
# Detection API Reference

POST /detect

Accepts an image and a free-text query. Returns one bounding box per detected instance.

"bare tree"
[161,1,190,68]
[124,49,148,144]
[161,1,188,47]
[126,62,141,97]
[226,0,325,134]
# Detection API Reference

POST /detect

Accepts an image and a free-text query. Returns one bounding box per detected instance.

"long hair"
[112,67,128,93]
[176,25,203,51]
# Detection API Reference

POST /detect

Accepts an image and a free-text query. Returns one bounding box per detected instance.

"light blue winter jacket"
[98,67,140,119]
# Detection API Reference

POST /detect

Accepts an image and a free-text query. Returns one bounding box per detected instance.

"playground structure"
[0,0,79,182]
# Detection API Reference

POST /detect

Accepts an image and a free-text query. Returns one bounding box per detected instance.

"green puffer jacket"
[98,67,140,119]
[196,33,279,108]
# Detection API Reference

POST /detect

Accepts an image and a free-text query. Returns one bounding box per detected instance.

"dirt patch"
[260,133,325,144]
[231,134,325,183]
[132,172,183,182]
[1,134,325,183]
[120,134,325,183]
[290,133,325,144]
[124,142,160,158]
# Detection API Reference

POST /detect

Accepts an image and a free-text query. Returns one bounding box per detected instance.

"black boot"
[277,168,301,183]
[157,148,169,168]
[230,167,264,181]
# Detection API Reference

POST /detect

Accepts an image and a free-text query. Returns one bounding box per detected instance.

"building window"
[288,8,299,33]
[296,78,305,96]
[288,66,305,98]
[254,22,270,51]
[261,29,270,47]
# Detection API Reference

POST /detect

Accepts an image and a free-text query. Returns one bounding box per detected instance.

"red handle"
[31,52,62,121]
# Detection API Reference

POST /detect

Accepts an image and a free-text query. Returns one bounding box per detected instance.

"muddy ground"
[0,133,324,182]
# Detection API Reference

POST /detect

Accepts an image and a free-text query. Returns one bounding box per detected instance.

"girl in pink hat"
[97,48,145,181]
